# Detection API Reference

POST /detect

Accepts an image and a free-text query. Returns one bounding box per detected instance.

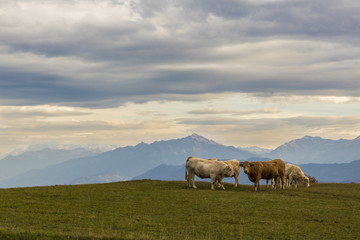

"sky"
[1,0,360,155]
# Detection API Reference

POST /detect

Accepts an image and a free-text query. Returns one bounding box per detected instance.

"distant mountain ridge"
[0,148,102,181]
[300,160,360,183]
[3,143,117,158]
[266,135,360,164]
[238,146,272,154]
[0,134,255,188]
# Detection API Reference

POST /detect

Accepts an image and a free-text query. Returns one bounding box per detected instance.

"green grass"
[0,180,359,239]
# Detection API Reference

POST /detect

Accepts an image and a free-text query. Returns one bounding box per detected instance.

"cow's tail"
[185,156,192,180]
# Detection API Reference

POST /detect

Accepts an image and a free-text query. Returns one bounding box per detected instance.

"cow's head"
[303,176,310,187]
[224,165,235,177]
[242,161,254,174]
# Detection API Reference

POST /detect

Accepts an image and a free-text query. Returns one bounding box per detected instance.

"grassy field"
[0,180,359,240]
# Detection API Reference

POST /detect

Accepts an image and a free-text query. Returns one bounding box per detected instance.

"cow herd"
[185,156,310,191]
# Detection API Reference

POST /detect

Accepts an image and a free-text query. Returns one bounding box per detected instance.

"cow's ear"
[239,162,244,167]
[250,163,255,167]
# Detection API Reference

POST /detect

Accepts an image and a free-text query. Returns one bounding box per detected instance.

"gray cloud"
[189,107,282,115]
[179,115,360,130]
[177,114,360,147]
[1,0,359,107]
[0,105,91,119]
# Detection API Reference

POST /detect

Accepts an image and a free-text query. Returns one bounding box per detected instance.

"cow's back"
[260,159,285,179]
[272,159,285,174]
[186,157,226,177]
[285,163,296,176]
[289,164,306,178]
[294,165,305,176]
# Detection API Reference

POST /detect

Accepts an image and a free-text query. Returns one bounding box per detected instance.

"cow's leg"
[273,178,278,189]
[210,174,216,190]
[288,175,293,188]
[192,176,197,189]
[259,180,262,191]
[190,172,197,189]
[254,180,261,192]
[271,178,276,189]
[218,181,225,190]
[266,180,270,188]
[186,170,191,188]
[272,177,276,189]
[288,178,292,188]
[281,175,286,190]
[289,178,293,188]
[277,176,282,189]
[215,180,221,188]
[234,173,239,187]
[278,177,282,189]
[187,171,192,188]
[219,178,226,190]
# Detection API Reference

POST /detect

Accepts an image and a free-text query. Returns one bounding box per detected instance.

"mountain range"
[0,148,103,181]
[0,133,359,188]
[0,134,254,188]
[268,135,360,164]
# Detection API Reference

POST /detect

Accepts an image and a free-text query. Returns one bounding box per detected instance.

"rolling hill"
[0,181,359,239]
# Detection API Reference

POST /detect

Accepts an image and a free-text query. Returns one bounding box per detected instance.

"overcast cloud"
[1,0,360,153]
[1,0,360,106]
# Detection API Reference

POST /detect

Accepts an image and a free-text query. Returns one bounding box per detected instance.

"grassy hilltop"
[0,180,359,240]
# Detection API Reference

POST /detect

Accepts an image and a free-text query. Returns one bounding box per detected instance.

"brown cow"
[241,159,286,191]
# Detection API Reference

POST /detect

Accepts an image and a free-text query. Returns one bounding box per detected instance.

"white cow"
[185,156,234,190]
[208,158,241,187]
[285,163,310,188]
